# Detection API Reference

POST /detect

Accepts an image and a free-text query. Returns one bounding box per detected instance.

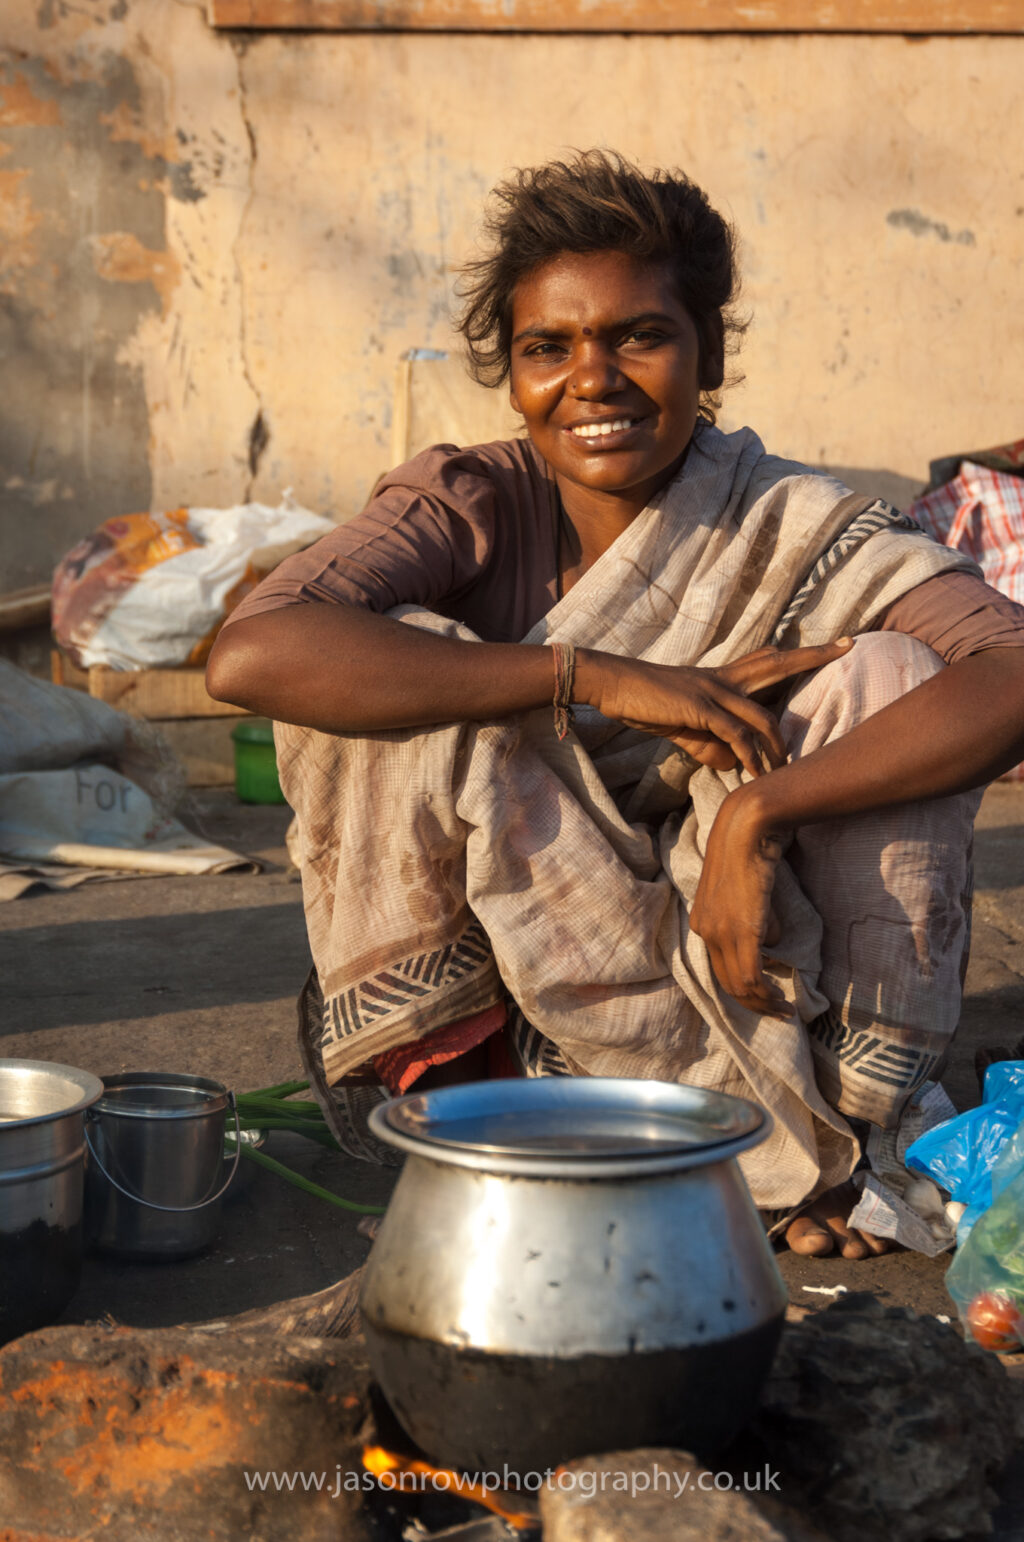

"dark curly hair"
[455,149,744,423]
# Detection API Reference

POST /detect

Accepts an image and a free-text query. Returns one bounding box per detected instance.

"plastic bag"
[52,495,332,670]
[905,1062,1024,1240]
[946,1162,1024,1352]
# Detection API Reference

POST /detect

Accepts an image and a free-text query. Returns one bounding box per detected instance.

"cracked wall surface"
[2,1,1023,600]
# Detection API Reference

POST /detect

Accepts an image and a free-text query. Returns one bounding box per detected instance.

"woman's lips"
[564,416,647,450]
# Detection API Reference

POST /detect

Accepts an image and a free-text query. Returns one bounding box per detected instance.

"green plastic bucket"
[231,718,285,804]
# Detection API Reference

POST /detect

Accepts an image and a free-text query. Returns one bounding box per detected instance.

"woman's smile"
[508,249,712,523]
[565,414,649,446]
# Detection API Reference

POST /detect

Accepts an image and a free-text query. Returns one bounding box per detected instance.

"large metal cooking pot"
[0,1059,104,1345]
[360,1078,786,1473]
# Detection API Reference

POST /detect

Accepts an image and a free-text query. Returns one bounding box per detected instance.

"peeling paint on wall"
[0,69,61,126]
[1,4,256,590]
[0,51,162,588]
[100,98,206,202]
[90,229,180,312]
[0,167,44,294]
[99,97,169,162]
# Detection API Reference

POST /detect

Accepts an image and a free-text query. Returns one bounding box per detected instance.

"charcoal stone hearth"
[0,1293,1021,1540]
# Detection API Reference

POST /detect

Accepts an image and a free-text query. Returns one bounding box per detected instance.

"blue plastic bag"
[982,1061,1024,1103]
[905,1062,1024,1240]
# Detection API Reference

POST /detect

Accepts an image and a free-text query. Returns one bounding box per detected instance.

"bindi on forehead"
[582,326,593,336]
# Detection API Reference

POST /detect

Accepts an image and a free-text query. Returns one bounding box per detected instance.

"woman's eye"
[524,341,565,358]
[621,329,662,347]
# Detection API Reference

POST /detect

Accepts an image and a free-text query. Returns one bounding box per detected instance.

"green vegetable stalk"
[230,1078,387,1216]
[236,1142,386,1215]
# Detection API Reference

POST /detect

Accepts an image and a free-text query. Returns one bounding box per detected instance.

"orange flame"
[361,1443,537,1528]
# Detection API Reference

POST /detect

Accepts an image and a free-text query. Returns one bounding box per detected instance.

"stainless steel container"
[0,1059,104,1345]
[85,1071,239,1260]
[360,1078,786,1471]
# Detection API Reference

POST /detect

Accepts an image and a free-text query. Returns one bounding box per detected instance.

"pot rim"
[0,1059,105,1128]
[369,1077,772,1179]
[93,1070,229,1120]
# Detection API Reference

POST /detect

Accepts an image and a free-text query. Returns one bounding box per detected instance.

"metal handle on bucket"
[85,1092,242,1213]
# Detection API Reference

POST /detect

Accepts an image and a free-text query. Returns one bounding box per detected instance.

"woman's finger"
[720,638,854,696]
[704,929,789,1018]
[726,939,790,1017]
[620,691,784,770]
[610,662,794,767]
[694,894,786,1016]
[620,717,739,769]
[701,694,788,772]
[668,733,738,770]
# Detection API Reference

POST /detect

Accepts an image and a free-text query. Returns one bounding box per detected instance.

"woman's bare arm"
[689,646,1024,1017]
[205,604,849,778]
[206,606,558,732]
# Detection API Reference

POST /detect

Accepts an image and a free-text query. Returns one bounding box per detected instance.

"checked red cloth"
[908,447,1024,779]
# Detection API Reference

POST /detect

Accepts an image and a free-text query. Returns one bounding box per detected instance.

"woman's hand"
[687,645,1024,1016]
[689,789,791,1018]
[576,639,853,778]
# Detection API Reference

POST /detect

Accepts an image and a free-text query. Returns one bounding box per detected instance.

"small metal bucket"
[85,1072,240,1260]
[0,1059,104,1344]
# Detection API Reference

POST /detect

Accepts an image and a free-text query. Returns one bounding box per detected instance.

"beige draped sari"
[276,425,977,1209]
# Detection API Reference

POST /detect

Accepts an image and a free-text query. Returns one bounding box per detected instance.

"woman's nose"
[568,342,622,398]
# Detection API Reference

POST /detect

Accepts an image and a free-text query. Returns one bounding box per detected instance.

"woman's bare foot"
[785,1181,893,1260]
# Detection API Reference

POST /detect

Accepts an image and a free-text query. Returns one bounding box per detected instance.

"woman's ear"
[699,314,725,393]
[509,384,522,415]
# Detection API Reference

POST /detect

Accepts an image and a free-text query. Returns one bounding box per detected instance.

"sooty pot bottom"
[0,1218,82,1345]
[366,1312,784,1474]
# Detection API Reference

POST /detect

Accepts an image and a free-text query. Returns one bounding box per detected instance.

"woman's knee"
[781,630,946,755]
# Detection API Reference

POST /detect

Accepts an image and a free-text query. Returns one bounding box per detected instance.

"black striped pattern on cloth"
[295,966,402,1166]
[320,917,493,1049]
[808,1007,940,1095]
[770,501,922,645]
[506,1005,573,1079]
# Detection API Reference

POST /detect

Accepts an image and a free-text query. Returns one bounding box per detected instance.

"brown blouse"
[226,437,1024,663]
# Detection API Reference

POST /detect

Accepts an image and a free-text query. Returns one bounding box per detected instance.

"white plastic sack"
[0,659,181,800]
[52,494,333,670]
[0,662,253,894]
[0,763,252,876]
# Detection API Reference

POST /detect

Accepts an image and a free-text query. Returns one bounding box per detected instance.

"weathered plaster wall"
[2,1,1022,596]
[0,54,160,590]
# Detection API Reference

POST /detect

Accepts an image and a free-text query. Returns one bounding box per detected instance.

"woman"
[207,151,1024,1259]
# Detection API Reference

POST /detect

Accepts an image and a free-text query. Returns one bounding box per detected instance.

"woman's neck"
[554,491,630,597]
[554,442,691,595]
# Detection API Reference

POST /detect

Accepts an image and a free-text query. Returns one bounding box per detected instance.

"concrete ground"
[4,781,1024,1530]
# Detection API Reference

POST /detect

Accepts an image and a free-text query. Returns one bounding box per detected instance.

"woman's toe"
[857,1228,892,1256]
[828,1215,889,1259]
[785,1215,835,1256]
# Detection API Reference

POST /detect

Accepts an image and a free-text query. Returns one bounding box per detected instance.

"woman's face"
[508,250,716,517]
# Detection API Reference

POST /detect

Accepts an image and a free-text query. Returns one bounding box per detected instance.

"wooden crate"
[51,653,248,787]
